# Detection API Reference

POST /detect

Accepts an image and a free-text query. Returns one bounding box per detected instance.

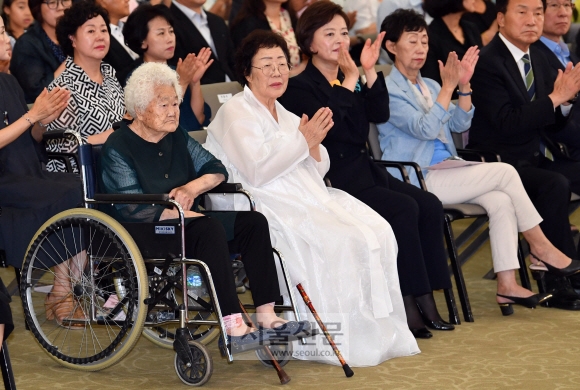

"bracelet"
[38,121,48,128]
[456,89,472,96]
[23,112,35,126]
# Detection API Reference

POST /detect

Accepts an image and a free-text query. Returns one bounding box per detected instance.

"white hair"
[124,62,183,118]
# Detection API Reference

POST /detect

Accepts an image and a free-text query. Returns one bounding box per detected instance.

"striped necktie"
[522,54,536,101]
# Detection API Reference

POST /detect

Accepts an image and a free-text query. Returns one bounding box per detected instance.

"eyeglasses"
[546,1,574,11]
[43,0,72,10]
[251,62,292,77]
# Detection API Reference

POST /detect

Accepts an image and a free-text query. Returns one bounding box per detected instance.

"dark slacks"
[353,172,452,297]
[185,212,280,316]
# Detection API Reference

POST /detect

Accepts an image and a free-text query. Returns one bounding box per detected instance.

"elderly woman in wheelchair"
[99,62,309,350]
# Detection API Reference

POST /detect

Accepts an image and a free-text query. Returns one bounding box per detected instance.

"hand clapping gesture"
[337,43,360,91]
[29,87,70,125]
[457,46,479,88]
[360,31,386,72]
[298,107,334,150]
[190,47,214,85]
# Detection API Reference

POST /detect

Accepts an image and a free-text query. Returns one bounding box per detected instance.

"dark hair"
[380,9,427,62]
[295,1,350,58]
[1,0,14,37]
[123,4,174,56]
[496,0,547,14]
[422,0,465,19]
[235,30,290,87]
[231,0,296,32]
[56,1,110,57]
[28,0,44,24]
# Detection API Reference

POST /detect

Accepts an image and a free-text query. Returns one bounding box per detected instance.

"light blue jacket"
[377,66,474,187]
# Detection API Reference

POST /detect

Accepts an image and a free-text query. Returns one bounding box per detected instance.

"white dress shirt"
[344,0,380,36]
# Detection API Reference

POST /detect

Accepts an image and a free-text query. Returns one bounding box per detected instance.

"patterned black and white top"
[46,57,125,172]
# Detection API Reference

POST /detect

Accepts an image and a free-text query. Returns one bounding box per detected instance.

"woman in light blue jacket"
[377,9,580,315]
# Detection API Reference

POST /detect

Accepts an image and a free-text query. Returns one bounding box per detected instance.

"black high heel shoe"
[416,304,455,331]
[529,253,580,277]
[496,293,553,316]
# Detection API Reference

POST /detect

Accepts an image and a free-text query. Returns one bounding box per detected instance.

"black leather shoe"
[530,253,580,277]
[417,304,455,331]
[542,289,580,310]
[410,327,432,339]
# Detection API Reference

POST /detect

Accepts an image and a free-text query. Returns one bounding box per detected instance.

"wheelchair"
[19,130,306,386]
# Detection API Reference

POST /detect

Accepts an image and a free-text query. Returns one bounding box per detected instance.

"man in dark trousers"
[468,0,580,310]
[168,0,236,84]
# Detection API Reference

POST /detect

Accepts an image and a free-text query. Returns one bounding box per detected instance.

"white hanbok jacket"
[204,86,418,367]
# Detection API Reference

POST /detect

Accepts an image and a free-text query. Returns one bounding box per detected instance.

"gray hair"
[124,62,183,118]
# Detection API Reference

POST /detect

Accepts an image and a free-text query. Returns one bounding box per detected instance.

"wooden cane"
[296,283,354,377]
[238,301,291,385]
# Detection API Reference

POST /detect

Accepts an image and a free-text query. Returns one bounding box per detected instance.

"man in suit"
[169,0,236,84]
[533,0,580,160]
[469,0,580,309]
[94,0,139,75]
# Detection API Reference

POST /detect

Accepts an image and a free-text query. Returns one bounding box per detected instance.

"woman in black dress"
[279,1,454,339]
[461,0,498,45]
[0,16,83,327]
[421,0,483,96]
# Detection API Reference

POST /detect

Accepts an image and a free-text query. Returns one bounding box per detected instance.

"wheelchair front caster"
[174,340,213,386]
[255,342,293,368]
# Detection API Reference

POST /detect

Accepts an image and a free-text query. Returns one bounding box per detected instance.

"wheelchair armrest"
[93,193,170,203]
[204,182,243,193]
[42,129,80,141]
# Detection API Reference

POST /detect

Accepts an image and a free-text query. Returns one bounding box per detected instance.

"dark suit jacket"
[168,4,236,84]
[103,36,135,77]
[10,23,61,104]
[533,39,580,160]
[468,34,568,167]
[230,14,271,51]
[278,61,390,195]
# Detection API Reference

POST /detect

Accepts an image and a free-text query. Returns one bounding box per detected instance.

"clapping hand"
[338,43,359,91]
[438,51,461,91]
[29,87,70,125]
[190,47,214,85]
[298,107,334,149]
[176,53,198,91]
[550,62,580,106]
[360,31,385,71]
[458,46,479,87]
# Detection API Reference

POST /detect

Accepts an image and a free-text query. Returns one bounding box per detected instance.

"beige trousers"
[426,162,543,273]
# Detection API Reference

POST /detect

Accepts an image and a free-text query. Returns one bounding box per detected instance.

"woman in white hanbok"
[204,30,418,367]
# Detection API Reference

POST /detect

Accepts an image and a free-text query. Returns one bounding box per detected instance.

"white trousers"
[425,162,543,273]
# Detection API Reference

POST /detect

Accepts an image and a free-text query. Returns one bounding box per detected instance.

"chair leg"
[443,288,460,325]
[517,240,532,290]
[444,215,474,322]
[0,342,16,390]
[13,269,27,332]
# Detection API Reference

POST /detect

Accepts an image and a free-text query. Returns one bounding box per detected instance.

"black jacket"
[10,22,61,104]
[230,14,271,51]
[168,4,236,84]
[279,61,389,195]
[468,34,568,167]
[103,36,135,77]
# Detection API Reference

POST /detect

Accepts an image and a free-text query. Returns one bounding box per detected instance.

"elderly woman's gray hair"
[124,62,183,118]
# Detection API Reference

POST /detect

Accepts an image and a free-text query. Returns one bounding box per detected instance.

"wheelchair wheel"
[20,208,148,371]
[141,264,219,349]
[174,340,213,386]
[255,343,293,368]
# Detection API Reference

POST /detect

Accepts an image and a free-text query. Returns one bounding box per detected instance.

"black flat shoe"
[530,253,580,277]
[416,305,455,331]
[410,327,432,339]
[496,293,553,316]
